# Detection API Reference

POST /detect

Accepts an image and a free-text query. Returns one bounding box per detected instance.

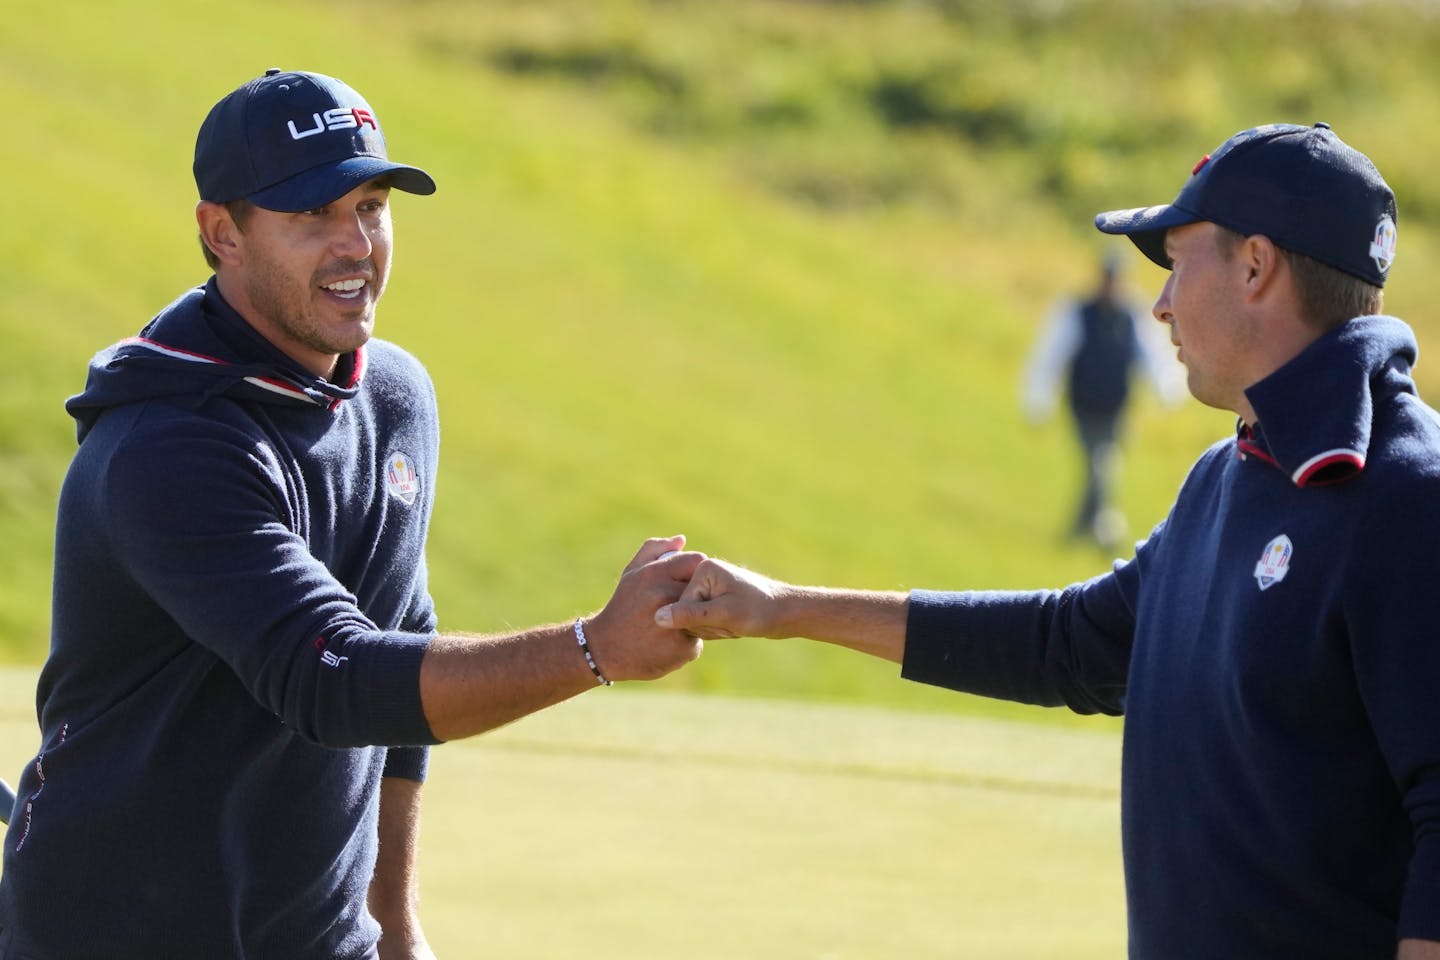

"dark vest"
[1067,296,1139,416]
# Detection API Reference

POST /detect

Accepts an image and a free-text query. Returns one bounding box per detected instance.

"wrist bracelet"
[573,617,613,686]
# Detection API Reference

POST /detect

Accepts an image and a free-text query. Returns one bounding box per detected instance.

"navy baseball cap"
[194,68,436,212]
[1095,123,1397,287]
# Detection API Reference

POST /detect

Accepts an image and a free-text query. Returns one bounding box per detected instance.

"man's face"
[230,180,393,378]
[1153,221,1256,416]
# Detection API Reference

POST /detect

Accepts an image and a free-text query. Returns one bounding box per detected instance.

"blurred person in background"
[1023,252,1182,550]
[659,123,1440,960]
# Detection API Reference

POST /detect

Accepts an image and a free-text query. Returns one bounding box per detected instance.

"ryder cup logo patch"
[1253,534,1293,591]
[384,451,420,505]
[1370,215,1397,275]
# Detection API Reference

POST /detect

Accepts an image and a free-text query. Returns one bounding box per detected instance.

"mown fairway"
[0,667,1125,958]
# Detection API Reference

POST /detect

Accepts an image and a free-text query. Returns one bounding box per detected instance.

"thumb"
[624,534,687,575]
[655,591,705,630]
[655,593,739,639]
[656,568,711,630]
[655,599,712,633]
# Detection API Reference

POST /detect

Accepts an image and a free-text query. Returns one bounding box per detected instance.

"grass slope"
[3,0,1439,720]
[0,666,1125,957]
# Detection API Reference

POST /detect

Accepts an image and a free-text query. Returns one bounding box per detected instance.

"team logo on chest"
[1253,534,1293,591]
[384,451,420,505]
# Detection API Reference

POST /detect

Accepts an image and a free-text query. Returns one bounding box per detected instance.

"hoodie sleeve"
[102,417,438,749]
[901,538,1147,716]
[384,579,441,780]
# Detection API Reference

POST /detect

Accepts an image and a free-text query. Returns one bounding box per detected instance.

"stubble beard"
[245,253,380,362]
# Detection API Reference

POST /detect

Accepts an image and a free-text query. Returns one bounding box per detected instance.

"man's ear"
[196,201,244,267]
[1238,234,1283,299]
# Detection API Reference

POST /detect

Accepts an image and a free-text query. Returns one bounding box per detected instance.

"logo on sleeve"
[314,634,349,668]
[1253,534,1293,591]
[384,451,420,505]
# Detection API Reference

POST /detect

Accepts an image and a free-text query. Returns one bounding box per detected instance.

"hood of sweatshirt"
[1240,314,1419,487]
[66,278,365,442]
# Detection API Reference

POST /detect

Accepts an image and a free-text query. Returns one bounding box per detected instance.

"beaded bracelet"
[573,617,613,686]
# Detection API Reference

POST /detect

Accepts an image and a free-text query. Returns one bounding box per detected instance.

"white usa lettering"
[321,650,350,668]
[287,107,378,141]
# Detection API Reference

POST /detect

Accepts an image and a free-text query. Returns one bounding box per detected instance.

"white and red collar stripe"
[117,336,352,408]
[1236,424,1363,488]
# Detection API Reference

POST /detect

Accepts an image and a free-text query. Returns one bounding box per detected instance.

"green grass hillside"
[4,0,1440,720]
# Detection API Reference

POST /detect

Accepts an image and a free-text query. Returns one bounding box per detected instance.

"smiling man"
[201,177,394,376]
[657,123,1440,959]
[0,69,705,959]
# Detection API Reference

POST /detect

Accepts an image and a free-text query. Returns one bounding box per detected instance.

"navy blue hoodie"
[903,316,1440,957]
[0,279,441,959]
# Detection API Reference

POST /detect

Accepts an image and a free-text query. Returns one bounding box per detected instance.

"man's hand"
[655,558,910,663]
[654,557,787,640]
[370,778,437,960]
[377,926,437,960]
[419,536,707,741]
[582,536,707,681]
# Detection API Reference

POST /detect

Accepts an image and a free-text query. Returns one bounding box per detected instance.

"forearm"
[1399,939,1440,959]
[369,776,432,959]
[419,623,596,742]
[657,559,908,662]
[771,586,910,663]
[419,540,704,742]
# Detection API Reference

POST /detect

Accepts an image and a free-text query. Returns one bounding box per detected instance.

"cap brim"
[248,156,437,212]
[1094,204,1200,270]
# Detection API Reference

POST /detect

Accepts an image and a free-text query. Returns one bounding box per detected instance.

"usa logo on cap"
[194,68,436,213]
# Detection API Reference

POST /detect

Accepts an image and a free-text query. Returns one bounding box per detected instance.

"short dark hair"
[199,199,255,270]
[1215,227,1382,331]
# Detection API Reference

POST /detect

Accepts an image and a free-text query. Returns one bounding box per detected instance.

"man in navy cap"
[0,69,706,959]
[656,123,1440,958]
